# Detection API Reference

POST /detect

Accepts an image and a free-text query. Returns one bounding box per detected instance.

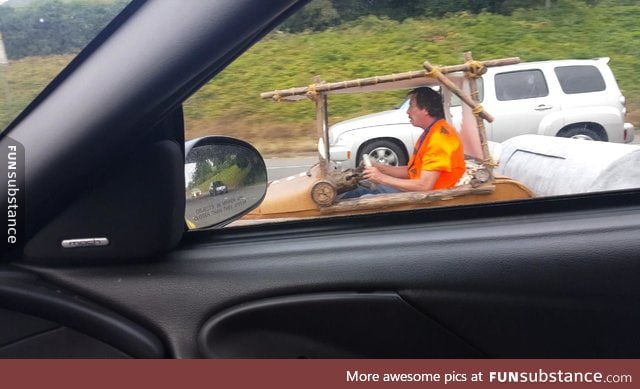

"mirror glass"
[185,142,267,229]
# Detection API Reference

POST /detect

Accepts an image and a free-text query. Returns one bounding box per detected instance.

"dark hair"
[408,87,444,118]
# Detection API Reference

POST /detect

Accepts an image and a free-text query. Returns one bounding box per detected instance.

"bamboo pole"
[464,51,494,177]
[315,93,329,175]
[436,57,520,74]
[423,61,494,123]
[261,70,427,100]
[261,57,520,101]
[322,185,495,214]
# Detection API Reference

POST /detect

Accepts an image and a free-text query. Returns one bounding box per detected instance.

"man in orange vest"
[340,87,465,198]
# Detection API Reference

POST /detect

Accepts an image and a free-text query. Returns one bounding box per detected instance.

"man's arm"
[364,167,440,192]
[374,163,409,178]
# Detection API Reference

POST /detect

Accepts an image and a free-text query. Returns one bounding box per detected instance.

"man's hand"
[364,166,441,192]
[363,166,386,184]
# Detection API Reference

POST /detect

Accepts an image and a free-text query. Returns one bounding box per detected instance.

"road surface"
[266,155,317,181]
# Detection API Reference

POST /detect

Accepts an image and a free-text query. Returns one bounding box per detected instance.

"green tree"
[277,0,603,32]
[191,160,214,187]
[0,0,127,59]
[280,0,339,32]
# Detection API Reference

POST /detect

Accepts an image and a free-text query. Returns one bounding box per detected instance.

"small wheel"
[359,140,407,166]
[559,125,603,141]
[311,180,337,206]
[475,168,491,182]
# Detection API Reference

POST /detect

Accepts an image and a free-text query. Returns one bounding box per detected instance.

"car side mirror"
[185,136,267,229]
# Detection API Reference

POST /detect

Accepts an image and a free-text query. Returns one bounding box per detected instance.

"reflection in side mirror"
[185,136,267,229]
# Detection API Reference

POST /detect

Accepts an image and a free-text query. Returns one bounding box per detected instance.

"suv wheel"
[360,140,407,166]
[559,125,604,141]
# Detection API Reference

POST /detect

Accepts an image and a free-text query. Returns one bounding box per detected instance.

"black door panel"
[0,308,59,348]
[0,325,131,358]
[401,290,639,358]
[0,270,165,358]
[18,199,640,358]
[198,292,483,358]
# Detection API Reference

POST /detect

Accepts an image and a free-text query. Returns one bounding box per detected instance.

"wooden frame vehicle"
[244,53,534,220]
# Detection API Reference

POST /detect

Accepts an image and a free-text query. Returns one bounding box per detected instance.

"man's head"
[406,87,444,129]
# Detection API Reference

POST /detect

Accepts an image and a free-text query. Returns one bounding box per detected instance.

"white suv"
[329,57,635,169]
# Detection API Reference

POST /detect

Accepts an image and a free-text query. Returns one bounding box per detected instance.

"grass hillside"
[2,0,639,155]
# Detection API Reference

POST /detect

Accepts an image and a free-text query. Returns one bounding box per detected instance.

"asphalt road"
[266,155,318,181]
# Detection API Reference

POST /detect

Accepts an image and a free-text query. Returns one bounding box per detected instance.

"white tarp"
[497,134,640,196]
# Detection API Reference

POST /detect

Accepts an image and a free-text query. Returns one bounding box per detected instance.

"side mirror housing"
[185,136,267,229]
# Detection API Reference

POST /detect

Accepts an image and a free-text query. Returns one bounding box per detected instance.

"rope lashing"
[472,104,485,115]
[424,65,442,78]
[306,83,318,99]
[464,60,485,78]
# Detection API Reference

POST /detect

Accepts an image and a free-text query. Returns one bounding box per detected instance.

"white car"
[329,57,635,169]
[189,188,203,199]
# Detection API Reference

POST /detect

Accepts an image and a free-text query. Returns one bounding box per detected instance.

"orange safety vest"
[407,118,465,189]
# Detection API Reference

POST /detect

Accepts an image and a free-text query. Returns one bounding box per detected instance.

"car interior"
[1,0,639,358]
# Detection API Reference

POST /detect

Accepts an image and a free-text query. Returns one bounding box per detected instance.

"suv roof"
[485,57,611,70]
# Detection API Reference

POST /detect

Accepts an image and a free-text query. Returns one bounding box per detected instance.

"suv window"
[495,69,548,101]
[554,65,606,94]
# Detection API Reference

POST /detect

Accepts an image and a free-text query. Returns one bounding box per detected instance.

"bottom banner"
[0,359,637,389]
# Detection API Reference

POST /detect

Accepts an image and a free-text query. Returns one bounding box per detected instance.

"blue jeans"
[339,181,401,199]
